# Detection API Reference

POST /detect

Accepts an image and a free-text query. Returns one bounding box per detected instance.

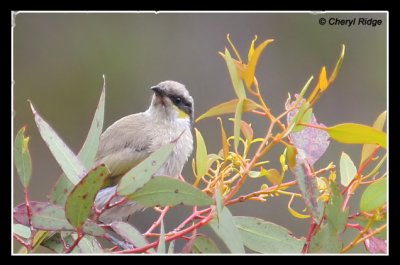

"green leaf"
[13,201,104,236]
[65,165,110,228]
[286,145,297,169]
[261,168,283,186]
[111,221,154,253]
[14,126,32,188]
[326,123,387,149]
[128,176,213,207]
[354,215,387,240]
[244,39,274,88]
[192,235,220,253]
[360,177,387,212]
[13,224,31,239]
[240,120,253,142]
[157,220,166,253]
[209,188,245,253]
[196,98,261,122]
[225,48,246,99]
[41,233,75,253]
[326,182,348,235]
[293,158,324,223]
[117,143,175,196]
[340,152,357,187]
[29,102,86,185]
[309,223,343,253]
[50,81,106,205]
[194,128,208,183]
[360,111,387,165]
[234,216,305,253]
[329,44,346,83]
[234,99,244,151]
[298,75,314,101]
[168,240,175,254]
[72,234,104,253]
[292,107,313,133]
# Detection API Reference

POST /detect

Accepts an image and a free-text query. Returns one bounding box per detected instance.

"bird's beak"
[151,86,164,97]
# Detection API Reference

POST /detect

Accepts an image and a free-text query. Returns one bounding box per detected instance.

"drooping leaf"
[287,195,311,219]
[29,102,86,185]
[128,176,213,207]
[13,201,104,236]
[360,177,387,212]
[340,152,357,187]
[234,99,244,151]
[110,221,154,253]
[292,156,324,223]
[195,98,261,122]
[218,118,230,158]
[192,234,220,253]
[50,81,106,205]
[286,96,330,165]
[327,123,387,149]
[194,128,208,184]
[14,126,32,188]
[240,120,253,142]
[309,223,343,253]
[65,165,110,228]
[157,220,166,254]
[360,111,387,165]
[365,237,387,254]
[209,189,245,253]
[117,143,175,196]
[234,216,305,253]
[261,168,282,186]
[224,48,246,99]
[244,39,274,88]
[13,224,31,239]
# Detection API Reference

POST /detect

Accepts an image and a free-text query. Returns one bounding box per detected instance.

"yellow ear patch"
[173,105,189,119]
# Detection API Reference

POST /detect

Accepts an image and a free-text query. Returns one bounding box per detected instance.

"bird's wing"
[95,112,153,184]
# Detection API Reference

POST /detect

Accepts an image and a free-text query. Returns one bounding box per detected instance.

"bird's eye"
[173,96,182,105]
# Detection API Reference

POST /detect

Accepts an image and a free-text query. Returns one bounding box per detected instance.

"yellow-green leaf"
[195,128,208,184]
[286,145,297,169]
[329,44,346,83]
[196,98,262,122]
[360,111,387,165]
[327,123,387,149]
[234,99,244,151]
[340,152,357,187]
[65,165,110,228]
[288,195,311,219]
[14,126,32,188]
[360,177,387,212]
[225,48,246,99]
[261,168,282,186]
[247,35,258,62]
[218,118,230,158]
[244,39,274,88]
[319,66,329,91]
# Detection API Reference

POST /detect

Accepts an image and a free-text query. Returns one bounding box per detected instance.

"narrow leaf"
[244,39,274,88]
[65,165,110,228]
[196,98,261,122]
[292,107,313,133]
[329,44,346,83]
[234,216,305,253]
[157,220,166,253]
[247,35,258,62]
[327,123,387,149]
[111,221,154,253]
[192,234,220,253]
[29,102,86,185]
[194,128,208,183]
[218,118,230,158]
[50,81,106,205]
[209,189,245,253]
[117,143,175,196]
[240,120,253,142]
[286,145,297,170]
[13,201,104,236]
[360,177,387,212]
[234,99,244,151]
[340,152,357,187]
[225,48,246,99]
[128,176,213,207]
[168,240,175,254]
[318,66,329,91]
[14,126,32,188]
[360,111,387,165]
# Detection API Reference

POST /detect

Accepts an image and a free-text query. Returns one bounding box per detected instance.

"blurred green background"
[13,12,387,253]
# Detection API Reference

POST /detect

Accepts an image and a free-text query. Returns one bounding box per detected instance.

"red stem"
[301,220,317,254]
[65,229,84,253]
[13,234,30,250]
[144,206,170,235]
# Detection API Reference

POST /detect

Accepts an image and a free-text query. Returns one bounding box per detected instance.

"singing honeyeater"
[94,80,194,223]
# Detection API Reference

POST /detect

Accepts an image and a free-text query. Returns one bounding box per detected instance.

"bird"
[93,80,194,223]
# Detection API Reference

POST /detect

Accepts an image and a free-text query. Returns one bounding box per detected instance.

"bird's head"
[149,80,194,123]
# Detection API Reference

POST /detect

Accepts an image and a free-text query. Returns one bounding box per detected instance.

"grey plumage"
[94,81,194,223]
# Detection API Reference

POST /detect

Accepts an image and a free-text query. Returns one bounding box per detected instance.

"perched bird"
[94,80,194,223]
